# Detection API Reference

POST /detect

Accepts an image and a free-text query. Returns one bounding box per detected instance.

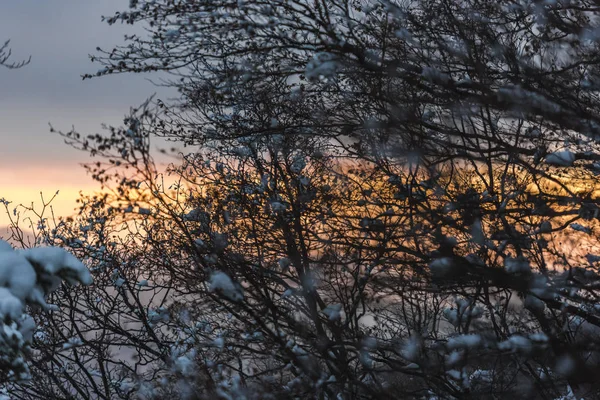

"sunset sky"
[0,1,166,227]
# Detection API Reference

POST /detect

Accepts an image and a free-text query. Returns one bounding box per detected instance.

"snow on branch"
[0,240,91,380]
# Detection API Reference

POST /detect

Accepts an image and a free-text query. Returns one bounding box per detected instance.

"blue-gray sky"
[0,1,165,218]
[0,0,162,167]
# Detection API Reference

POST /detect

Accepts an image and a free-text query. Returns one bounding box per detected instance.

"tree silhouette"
[9,0,600,398]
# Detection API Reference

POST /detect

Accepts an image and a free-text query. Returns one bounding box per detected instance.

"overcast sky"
[0,1,166,220]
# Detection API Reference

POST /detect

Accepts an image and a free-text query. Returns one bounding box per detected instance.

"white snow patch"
[322,304,342,321]
[545,151,576,166]
[429,257,453,275]
[208,272,244,302]
[0,288,22,320]
[20,246,92,286]
[504,256,531,274]
[570,223,591,234]
[447,334,482,350]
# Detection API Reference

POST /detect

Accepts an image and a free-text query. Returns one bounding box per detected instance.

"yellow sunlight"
[0,165,98,231]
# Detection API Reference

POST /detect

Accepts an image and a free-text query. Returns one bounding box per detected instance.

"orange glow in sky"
[0,165,98,231]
